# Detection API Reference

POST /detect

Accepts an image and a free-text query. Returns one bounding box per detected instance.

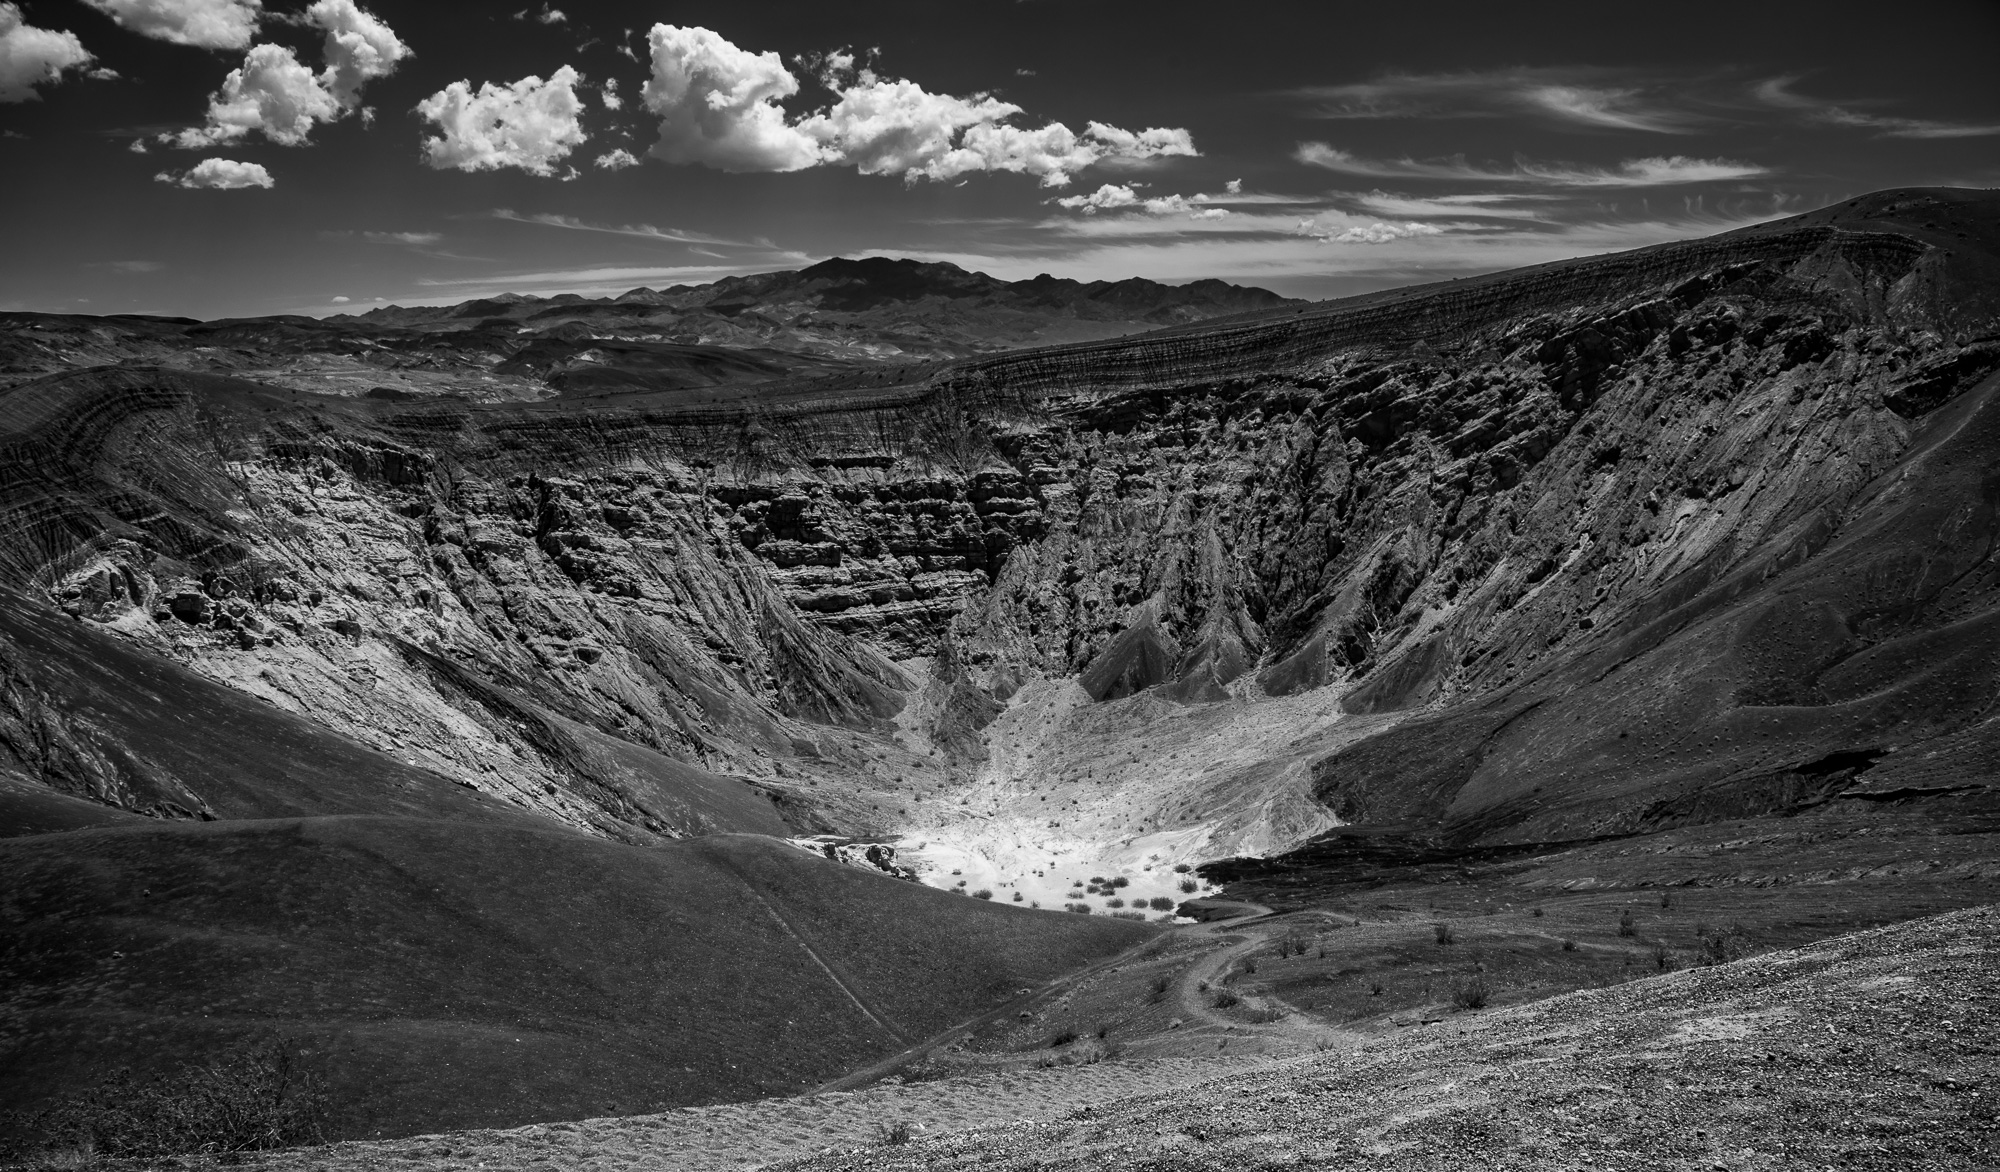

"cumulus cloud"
[641,25,1195,185]
[159,3,402,147]
[1054,183,1232,218]
[154,157,273,188]
[642,24,819,171]
[80,0,261,49]
[599,76,621,110]
[417,65,587,176]
[0,3,96,102]
[305,0,409,109]
[330,294,350,302]
[169,43,338,147]
[1295,143,1768,187]
[1297,217,1444,244]
[594,147,637,170]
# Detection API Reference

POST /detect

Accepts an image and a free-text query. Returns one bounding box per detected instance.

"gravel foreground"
[781,904,1997,1172]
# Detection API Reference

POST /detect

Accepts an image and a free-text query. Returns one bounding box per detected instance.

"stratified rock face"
[3,187,1998,855]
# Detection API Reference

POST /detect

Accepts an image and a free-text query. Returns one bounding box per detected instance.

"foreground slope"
[785,904,1998,1172]
[0,823,1154,1141]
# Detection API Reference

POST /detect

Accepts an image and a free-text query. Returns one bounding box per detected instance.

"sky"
[1,0,1996,319]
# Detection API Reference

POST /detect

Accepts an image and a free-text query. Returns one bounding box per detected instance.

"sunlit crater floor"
[893,677,1405,910]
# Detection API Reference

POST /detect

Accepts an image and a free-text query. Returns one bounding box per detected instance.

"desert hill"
[0,822,1155,1139]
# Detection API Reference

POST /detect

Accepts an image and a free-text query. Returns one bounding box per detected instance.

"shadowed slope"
[0,822,1156,1142]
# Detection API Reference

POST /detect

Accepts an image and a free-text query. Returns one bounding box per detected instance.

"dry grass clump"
[1452,974,1490,1010]
[1,1040,327,1164]
[1433,922,1456,945]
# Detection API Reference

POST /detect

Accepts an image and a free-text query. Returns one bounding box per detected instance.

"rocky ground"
[781,904,1998,1172]
[167,902,1996,1172]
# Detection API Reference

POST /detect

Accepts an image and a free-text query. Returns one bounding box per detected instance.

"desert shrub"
[1452,975,1490,1010]
[1561,939,1577,952]
[1368,980,1384,996]
[1652,942,1676,971]
[1149,896,1175,911]
[1089,876,1105,884]
[1433,922,1455,945]
[876,1121,914,1146]
[1531,907,1544,918]
[1659,891,1676,910]
[1011,892,1023,902]
[1178,879,1198,894]
[1107,897,1125,908]
[1148,975,1171,1003]
[1245,1007,1284,1024]
[1241,957,1257,975]
[1065,902,1093,914]
[1210,991,1241,1009]
[1110,910,1146,920]
[1110,877,1130,889]
[1696,925,1752,967]
[1048,1029,1079,1048]
[5,1040,328,1160]
[1173,863,1191,873]
[1617,912,1636,937]
[973,889,993,900]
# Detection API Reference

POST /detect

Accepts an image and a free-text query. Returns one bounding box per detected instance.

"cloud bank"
[0,3,96,102]
[640,24,1195,186]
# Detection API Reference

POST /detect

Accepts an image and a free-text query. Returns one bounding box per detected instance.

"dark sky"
[2,0,1996,318]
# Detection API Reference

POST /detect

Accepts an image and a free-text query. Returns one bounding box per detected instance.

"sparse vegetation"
[1618,911,1637,937]
[1065,902,1093,914]
[973,889,993,900]
[1562,939,1577,951]
[1434,922,1456,945]
[1210,990,1241,1009]
[1531,907,1544,917]
[1110,877,1130,889]
[1048,1029,1079,1048]
[1697,924,1753,966]
[1148,896,1175,911]
[1452,974,1490,1010]
[3,1040,328,1161]
[1368,980,1385,996]
[1172,863,1191,873]
[1106,897,1125,907]
[876,1121,914,1146]
[1148,975,1171,1004]
[1178,879,1198,893]
[1652,942,1676,971]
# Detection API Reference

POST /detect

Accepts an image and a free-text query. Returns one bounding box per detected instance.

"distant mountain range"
[0,258,1299,400]
[344,257,1301,357]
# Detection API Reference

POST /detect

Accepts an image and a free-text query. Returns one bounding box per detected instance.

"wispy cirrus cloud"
[488,208,784,253]
[1291,68,1704,133]
[1295,144,1770,187]
[1753,76,2000,139]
